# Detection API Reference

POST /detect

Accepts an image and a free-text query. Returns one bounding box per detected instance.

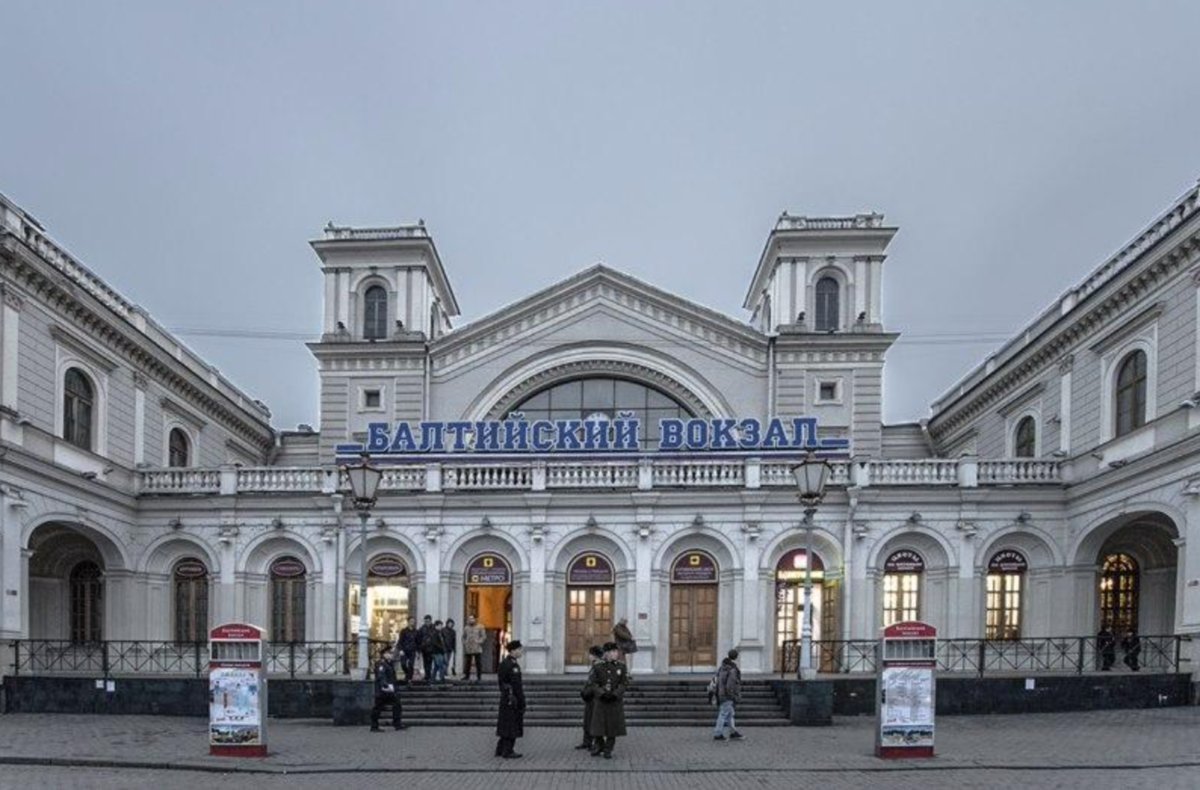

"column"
[133,373,147,466]
[1059,355,1074,454]
[319,523,341,641]
[0,489,26,637]
[1180,492,1200,634]
[526,527,549,673]
[738,530,763,673]
[633,530,653,673]
[0,286,22,445]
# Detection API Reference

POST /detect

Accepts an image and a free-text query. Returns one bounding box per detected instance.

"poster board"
[876,620,936,759]
[209,623,267,757]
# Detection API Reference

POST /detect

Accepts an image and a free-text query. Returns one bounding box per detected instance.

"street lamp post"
[344,454,383,679]
[791,451,832,681]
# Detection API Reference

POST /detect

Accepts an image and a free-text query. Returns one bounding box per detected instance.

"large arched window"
[1115,350,1147,437]
[882,550,923,626]
[63,368,95,451]
[985,550,1027,640]
[511,377,694,451]
[363,285,388,340]
[1099,553,1139,634]
[270,557,307,643]
[814,277,840,332]
[173,558,209,643]
[168,428,191,468]
[1013,416,1037,458]
[69,561,103,643]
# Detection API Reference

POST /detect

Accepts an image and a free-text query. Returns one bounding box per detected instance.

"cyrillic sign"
[336,414,849,458]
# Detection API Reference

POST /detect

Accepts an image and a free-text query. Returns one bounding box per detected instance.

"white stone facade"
[2,183,1199,677]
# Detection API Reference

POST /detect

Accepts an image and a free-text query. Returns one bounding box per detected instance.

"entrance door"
[669,585,717,668]
[465,553,514,672]
[566,587,612,667]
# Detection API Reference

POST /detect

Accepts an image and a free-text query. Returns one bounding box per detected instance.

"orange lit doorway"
[465,553,513,673]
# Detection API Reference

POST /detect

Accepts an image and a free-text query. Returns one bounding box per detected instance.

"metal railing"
[9,639,391,679]
[778,635,1190,678]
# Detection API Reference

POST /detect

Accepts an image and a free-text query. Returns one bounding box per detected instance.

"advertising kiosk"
[876,621,936,759]
[209,623,268,757]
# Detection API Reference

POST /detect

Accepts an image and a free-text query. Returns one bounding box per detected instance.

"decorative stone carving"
[740,521,761,541]
[1,284,24,311]
[1057,354,1075,375]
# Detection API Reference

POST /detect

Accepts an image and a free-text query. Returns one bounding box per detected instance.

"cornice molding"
[49,324,119,372]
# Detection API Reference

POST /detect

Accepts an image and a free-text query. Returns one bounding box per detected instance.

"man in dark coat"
[369,645,405,731]
[588,642,628,758]
[396,618,419,683]
[495,640,526,758]
[1097,626,1117,671]
[576,645,605,750]
[1122,630,1141,671]
[417,615,436,682]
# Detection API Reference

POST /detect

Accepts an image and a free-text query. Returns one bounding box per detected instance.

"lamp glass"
[345,458,383,504]
[791,453,831,501]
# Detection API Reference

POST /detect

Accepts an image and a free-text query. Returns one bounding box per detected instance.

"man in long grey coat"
[587,642,628,758]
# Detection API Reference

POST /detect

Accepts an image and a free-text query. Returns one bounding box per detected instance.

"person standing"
[418,615,436,683]
[431,620,449,684]
[1097,626,1117,671]
[588,642,628,758]
[445,618,458,678]
[712,649,743,741]
[1122,630,1141,671]
[462,616,486,682]
[495,640,526,759]
[396,618,419,684]
[369,645,405,732]
[576,645,605,751]
[612,618,637,667]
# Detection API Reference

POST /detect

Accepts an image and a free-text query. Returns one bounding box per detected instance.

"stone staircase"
[397,677,790,727]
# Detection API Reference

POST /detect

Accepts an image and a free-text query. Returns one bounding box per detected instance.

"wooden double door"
[669,584,718,669]
[566,586,612,667]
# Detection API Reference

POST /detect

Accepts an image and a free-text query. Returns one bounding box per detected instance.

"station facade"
[2,183,1199,676]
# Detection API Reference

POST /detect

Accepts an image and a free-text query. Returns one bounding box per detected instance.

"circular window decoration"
[270,556,307,578]
[173,558,208,579]
[567,553,615,586]
[884,550,925,573]
[466,553,512,586]
[671,551,718,584]
[988,550,1028,573]
[369,554,408,579]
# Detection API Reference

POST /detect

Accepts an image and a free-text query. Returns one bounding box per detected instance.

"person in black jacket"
[369,645,405,731]
[445,618,458,678]
[1097,626,1117,671]
[417,615,436,682]
[588,642,628,758]
[575,645,605,750]
[395,618,419,683]
[495,640,526,758]
[1121,630,1141,671]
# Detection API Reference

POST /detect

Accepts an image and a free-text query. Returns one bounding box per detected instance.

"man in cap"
[713,649,743,741]
[369,644,405,732]
[576,644,605,751]
[495,639,526,758]
[587,642,628,758]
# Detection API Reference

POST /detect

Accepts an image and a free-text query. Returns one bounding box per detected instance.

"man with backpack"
[712,649,743,741]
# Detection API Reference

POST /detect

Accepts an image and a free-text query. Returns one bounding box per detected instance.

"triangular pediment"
[430,265,766,372]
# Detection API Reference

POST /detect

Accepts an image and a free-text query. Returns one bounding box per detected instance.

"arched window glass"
[1014,416,1037,458]
[985,550,1027,640]
[1115,351,1147,437]
[270,557,307,643]
[1099,553,1139,634]
[882,550,923,626]
[814,277,840,332]
[69,561,103,643]
[363,285,388,340]
[511,377,694,451]
[168,428,190,468]
[173,558,209,643]
[63,368,94,451]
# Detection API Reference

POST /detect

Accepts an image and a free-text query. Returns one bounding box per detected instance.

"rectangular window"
[818,382,838,402]
[883,573,920,626]
[363,389,382,409]
[985,573,1021,640]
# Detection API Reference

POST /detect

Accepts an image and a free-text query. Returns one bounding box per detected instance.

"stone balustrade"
[136,456,1061,497]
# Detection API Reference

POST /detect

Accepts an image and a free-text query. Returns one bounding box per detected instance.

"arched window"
[363,285,388,340]
[814,277,840,332]
[173,558,209,643]
[69,561,103,643]
[882,550,923,626]
[270,557,307,643]
[1099,553,1139,634]
[63,368,94,451]
[511,377,694,451]
[985,550,1027,640]
[168,428,191,468]
[1014,416,1037,458]
[1115,350,1147,437]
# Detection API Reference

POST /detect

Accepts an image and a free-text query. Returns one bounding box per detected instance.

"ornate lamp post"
[791,451,832,680]
[344,454,383,678]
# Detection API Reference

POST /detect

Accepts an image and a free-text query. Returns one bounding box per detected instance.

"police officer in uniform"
[370,644,406,732]
[576,644,605,751]
[495,640,526,758]
[588,642,628,758]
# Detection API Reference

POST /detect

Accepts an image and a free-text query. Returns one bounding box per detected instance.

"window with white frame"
[1013,415,1037,458]
[362,387,383,411]
[1114,350,1148,437]
[1095,316,1157,444]
[362,285,388,340]
[63,367,95,451]
[814,276,840,331]
[815,379,841,404]
[168,427,191,467]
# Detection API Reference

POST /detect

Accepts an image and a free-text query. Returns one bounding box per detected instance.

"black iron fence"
[8,639,391,679]
[778,635,1190,678]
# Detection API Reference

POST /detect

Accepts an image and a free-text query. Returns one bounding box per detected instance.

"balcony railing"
[8,639,393,679]
[137,456,1062,497]
[778,635,1189,677]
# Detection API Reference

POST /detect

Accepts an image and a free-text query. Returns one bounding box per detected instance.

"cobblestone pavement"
[0,708,1197,789]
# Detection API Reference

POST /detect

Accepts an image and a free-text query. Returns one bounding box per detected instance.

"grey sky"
[3,1,1199,431]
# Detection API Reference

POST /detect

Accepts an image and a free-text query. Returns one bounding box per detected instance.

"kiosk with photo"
[876,620,936,759]
[209,622,267,757]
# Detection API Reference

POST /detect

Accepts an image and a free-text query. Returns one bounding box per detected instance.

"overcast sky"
[3,1,1199,430]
